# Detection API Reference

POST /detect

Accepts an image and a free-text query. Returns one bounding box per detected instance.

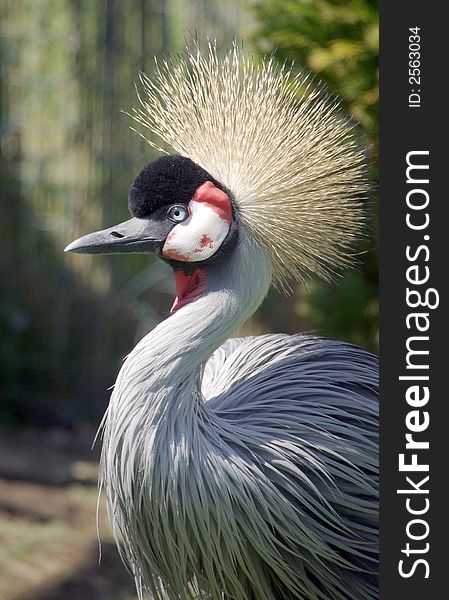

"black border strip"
[380,2,445,596]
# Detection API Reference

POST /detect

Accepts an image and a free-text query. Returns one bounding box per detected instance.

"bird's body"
[66,43,378,600]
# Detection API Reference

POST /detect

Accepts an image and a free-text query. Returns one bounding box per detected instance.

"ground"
[0,426,137,600]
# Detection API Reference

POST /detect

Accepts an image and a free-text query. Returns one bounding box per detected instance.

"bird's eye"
[167,205,189,223]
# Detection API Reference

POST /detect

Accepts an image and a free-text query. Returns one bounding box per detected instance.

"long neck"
[108,230,272,429]
[100,233,272,588]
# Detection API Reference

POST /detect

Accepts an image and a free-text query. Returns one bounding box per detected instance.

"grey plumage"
[102,336,378,600]
[66,42,379,600]
[98,237,378,600]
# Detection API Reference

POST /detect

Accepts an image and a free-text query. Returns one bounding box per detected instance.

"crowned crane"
[65,43,378,600]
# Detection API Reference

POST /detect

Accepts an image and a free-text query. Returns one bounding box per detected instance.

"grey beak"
[64,217,165,255]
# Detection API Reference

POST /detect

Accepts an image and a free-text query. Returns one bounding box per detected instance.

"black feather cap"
[128,155,225,218]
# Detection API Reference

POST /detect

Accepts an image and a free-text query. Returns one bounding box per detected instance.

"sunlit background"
[0,1,378,598]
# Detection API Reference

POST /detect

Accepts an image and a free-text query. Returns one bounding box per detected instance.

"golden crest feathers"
[131,41,369,288]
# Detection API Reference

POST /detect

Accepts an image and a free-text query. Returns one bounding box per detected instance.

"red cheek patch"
[193,234,214,253]
[192,181,233,225]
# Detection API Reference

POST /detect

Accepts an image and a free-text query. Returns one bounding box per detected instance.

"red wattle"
[171,269,207,312]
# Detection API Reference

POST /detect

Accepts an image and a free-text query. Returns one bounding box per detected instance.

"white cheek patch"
[162,193,232,263]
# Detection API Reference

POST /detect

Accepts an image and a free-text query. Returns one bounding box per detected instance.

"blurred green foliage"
[252,0,379,351]
[252,0,378,145]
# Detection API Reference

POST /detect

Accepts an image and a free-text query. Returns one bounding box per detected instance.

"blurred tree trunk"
[140,0,148,71]
[0,1,25,393]
[160,0,170,53]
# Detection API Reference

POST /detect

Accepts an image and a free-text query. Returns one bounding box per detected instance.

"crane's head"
[65,154,241,309]
[65,155,235,261]
[66,42,370,307]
